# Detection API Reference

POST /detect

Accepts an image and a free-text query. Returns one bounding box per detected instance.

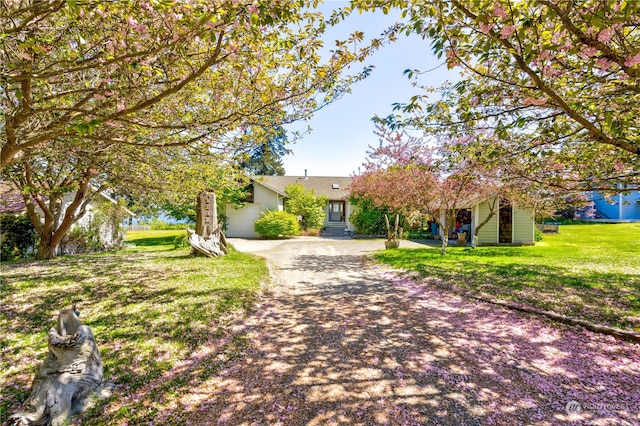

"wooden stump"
[9,307,106,426]
[190,191,227,257]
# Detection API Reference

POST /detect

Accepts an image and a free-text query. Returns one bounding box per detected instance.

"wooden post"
[196,191,217,238]
[190,191,226,257]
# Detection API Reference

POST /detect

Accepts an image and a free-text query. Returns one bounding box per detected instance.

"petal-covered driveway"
[186,237,639,425]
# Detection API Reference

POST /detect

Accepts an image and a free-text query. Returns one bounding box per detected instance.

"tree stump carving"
[189,191,227,257]
[9,305,107,426]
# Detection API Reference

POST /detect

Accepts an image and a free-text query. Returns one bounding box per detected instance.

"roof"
[0,182,135,217]
[252,176,353,200]
[0,182,28,214]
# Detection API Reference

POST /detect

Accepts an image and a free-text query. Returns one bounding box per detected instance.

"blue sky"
[282,1,459,177]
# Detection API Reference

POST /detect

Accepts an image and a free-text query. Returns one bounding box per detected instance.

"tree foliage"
[0,213,38,260]
[350,0,640,190]
[1,0,383,258]
[1,0,376,168]
[239,126,289,176]
[284,182,328,230]
[348,198,392,236]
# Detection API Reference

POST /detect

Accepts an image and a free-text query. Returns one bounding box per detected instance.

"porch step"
[322,222,348,237]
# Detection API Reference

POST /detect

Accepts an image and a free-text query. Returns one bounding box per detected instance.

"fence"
[125,225,151,232]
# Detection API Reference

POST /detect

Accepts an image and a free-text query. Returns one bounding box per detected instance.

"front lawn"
[376,223,640,332]
[0,230,269,425]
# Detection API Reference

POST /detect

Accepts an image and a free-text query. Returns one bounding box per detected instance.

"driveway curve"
[186,237,640,426]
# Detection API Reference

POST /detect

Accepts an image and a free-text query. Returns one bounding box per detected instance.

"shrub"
[534,227,544,242]
[254,210,299,238]
[284,183,327,230]
[173,233,190,249]
[0,214,38,261]
[148,218,191,230]
[349,198,393,236]
[63,224,104,253]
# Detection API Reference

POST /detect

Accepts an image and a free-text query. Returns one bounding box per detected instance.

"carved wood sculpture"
[190,191,227,257]
[384,214,402,249]
[9,304,106,426]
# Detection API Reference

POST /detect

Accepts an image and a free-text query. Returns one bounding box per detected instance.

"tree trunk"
[36,238,58,260]
[441,233,449,255]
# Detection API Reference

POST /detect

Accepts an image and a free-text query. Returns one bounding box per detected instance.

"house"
[225,175,355,238]
[586,190,640,221]
[439,198,536,245]
[0,182,135,253]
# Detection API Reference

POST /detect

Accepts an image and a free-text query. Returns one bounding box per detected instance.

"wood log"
[188,228,226,257]
[9,309,106,426]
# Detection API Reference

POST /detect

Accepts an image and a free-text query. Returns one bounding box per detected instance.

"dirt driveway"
[186,237,640,425]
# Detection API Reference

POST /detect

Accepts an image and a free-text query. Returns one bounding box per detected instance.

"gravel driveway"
[186,237,640,425]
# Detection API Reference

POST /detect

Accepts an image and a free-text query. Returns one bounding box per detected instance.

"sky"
[282,1,459,177]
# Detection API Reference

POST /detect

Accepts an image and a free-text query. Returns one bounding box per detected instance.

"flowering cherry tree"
[0,0,377,168]
[350,128,501,254]
[1,0,385,258]
[350,0,640,190]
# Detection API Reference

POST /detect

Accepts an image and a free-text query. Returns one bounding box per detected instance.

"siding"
[620,191,640,219]
[513,207,534,244]
[254,184,281,211]
[592,192,620,219]
[592,191,640,220]
[476,200,498,244]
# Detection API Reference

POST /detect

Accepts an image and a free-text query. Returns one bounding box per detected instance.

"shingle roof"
[253,176,352,200]
[0,182,28,214]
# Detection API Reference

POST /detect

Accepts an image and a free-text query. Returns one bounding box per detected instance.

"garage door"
[226,204,262,238]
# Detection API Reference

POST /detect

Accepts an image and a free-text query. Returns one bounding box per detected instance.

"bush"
[63,224,104,253]
[254,210,299,238]
[148,218,192,230]
[349,200,390,236]
[173,233,190,249]
[284,183,327,230]
[534,227,544,242]
[0,214,38,261]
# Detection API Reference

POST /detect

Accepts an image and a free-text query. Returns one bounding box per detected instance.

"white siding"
[254,184,281,211]
[225,203,262,238]
[513,207,534,244]
[476,200,498,244]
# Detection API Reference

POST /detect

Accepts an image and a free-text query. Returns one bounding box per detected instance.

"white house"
[0,182,135,253]
[225,175,355,238]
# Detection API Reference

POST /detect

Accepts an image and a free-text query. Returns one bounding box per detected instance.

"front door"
[499,199,513,243]
[329,201,345,222]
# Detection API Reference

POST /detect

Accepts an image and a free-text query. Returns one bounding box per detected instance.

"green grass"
[0,230,269,424]
[376,223,640,332]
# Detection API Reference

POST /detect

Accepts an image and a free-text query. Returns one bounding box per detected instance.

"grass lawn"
[0,230,269,424]
[376,223,640,333]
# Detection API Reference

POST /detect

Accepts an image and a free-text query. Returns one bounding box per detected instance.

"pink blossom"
[94,93,106,100]
[500,25,516,39]
[595,57,612,71]
[538,49,551,61]
[493,2,507,18]
[523,97,547,106]
[597,28,615,43]
[479,22,493,34]
[445,48,460,67]
[578,46,599,59]
[624,52,640,67]
[248,2,259,15]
